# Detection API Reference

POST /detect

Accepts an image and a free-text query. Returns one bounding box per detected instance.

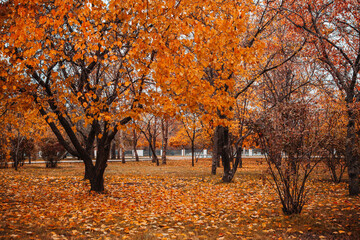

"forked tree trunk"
[215,125,241,182]
[89,140,111,192]
[148,138,159,165]
[216,126,231,182]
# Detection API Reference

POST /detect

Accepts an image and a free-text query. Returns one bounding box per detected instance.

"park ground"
[0,158,359,240]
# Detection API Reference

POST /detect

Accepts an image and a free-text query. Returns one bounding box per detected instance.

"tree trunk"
[161,148,166,165]
[121,148,125,163]
[235,146,243,169]
[161,119,168,165]
[191,140,195,167]
[211,130,219,175]
[89,140,110,192]
[215,125,235,183]
[84,158,93,180]
[346,108,360,195]
[13,136,22,171]
[134,148,139,162]
[133,129,139,162]
[152,134,158,164]
[111,143,116,159]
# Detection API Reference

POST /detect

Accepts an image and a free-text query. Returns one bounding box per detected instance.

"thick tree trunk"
[346,108,360,195]
[89,140,110,192]
[216,126,231,182]
[84,158,93,180]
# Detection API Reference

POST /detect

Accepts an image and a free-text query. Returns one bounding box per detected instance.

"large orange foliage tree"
[1,0,183,191]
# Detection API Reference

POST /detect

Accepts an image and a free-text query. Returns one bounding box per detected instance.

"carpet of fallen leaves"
[0,159,359,240]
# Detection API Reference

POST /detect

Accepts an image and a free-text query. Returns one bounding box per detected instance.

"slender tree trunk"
[211,130,219,175]
[235,145,243,169]
[119,130,126,163]
[111,143,116,159]
[191,140,195,167]
[161,119,168,165]
[121,148,125,163]
[133,148,139,162]
[330,163,339,183]
[161,148,166,165]
[13,135,22,171]
[133,129,139,162]
[152,133,157,164]
[147,137,159,165]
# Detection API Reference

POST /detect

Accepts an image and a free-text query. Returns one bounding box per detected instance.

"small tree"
[255,102,322,215]
[40,138,66,168]
[318,104,348,183]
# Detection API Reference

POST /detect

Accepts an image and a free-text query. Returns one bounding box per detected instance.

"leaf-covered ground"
[0,159,359,239]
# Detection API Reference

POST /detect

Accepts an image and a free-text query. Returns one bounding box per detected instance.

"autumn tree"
[283,0,360,195]
[253,57,323,215]
[40,136,66,168]
[316,86,348,183]
[319,106,348,183]
[154,0,268,181]
[179,111,202,167]
[136,114,162,165]
[0,0,189,192]
[195,0,305,182]
[129,121,141,162]
[160,118,172,165]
